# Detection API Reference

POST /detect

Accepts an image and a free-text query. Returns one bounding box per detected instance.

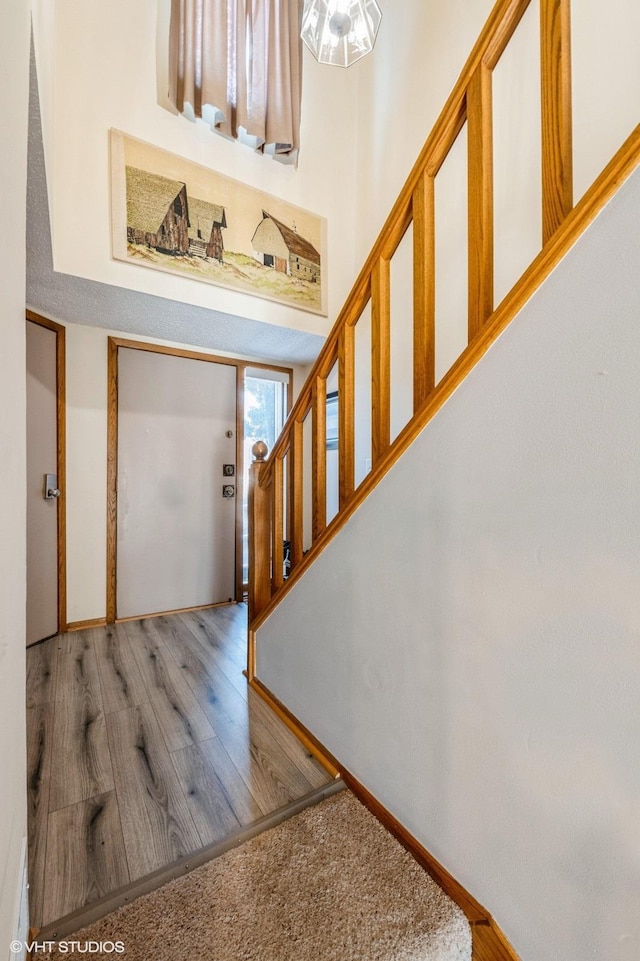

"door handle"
[44,474,61,500]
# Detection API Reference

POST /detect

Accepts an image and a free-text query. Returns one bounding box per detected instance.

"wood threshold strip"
[35,779,346,941]
[250,125,640,637]
[249,677,520,960]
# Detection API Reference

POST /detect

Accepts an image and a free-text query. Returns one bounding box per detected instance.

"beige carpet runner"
[36,791,471,960]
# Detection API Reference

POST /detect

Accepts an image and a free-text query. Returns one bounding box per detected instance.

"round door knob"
[47,488,61,498]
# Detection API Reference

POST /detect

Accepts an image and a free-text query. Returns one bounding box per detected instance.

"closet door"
[116,347,237,619]
[26,320,61,644]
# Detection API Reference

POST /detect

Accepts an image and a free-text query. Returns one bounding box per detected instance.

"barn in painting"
[251,211,321,283]
[187,198,227,262]
[126,166,189,255]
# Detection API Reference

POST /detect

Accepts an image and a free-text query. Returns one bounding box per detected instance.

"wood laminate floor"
[26,604,332,929]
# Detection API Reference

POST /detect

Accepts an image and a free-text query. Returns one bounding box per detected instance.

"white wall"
[64,324,109,623]
[63,321,308,623]
[30,0,55,226]
[354,0,640,261]
[256,167,640,961]
[29,0,640,365]
[0,0,30,950]
[351,0,640,395]
[353,0,494,260]
[571,0,640,202]
[31,0,359,339]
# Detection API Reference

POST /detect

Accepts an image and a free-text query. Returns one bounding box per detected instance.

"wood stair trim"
[260,0,535,476]
[472,921,521,961]
[248,124,640,637]
[247,677,341,779]
[250,675,521,960]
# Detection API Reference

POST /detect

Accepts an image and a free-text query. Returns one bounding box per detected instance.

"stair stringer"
[254,163,640,961]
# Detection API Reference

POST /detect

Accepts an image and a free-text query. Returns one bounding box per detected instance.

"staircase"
[246,1,640,959]
[247,0,640,635]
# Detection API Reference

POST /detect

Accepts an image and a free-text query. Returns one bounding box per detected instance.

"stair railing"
[247,0,640,665]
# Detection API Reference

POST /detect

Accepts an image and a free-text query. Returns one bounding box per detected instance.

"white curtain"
[169,0,302,159]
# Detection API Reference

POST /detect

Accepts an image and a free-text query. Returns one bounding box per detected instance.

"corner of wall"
[0,0,30,952]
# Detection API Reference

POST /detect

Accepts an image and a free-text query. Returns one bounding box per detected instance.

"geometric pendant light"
[301,0,382,68]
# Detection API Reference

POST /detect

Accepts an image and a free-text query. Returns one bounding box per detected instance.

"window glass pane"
[326,363,339,524]
[243,376,287,582]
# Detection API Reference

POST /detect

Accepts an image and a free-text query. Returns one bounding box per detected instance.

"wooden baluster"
[413,171,436,410]
[312,376,327,541]
[247,441,271,624]
[271,454,284,592]
[339,324,355,507]
[371,259,391,467]
[289,419,304,570]
[540,0,573,243]
[467,61,494,342]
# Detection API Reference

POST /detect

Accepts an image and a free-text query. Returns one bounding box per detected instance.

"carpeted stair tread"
[35,791,471,960]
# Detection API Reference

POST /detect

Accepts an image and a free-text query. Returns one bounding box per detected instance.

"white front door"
[116,347,237,619]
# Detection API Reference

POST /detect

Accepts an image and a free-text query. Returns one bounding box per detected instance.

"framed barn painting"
[110,130,327,316]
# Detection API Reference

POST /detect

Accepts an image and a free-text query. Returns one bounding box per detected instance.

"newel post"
[248,441,271,626]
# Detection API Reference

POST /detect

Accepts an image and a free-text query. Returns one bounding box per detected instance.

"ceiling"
[25,50,325,367]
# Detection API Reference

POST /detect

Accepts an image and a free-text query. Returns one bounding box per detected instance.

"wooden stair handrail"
[247,0,640,640]
[258,0,535,477]
[253,0,550,488]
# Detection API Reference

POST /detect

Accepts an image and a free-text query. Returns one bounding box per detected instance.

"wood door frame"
[240,366,292,594]
[26,309,67,635]
[106,336,293,623]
